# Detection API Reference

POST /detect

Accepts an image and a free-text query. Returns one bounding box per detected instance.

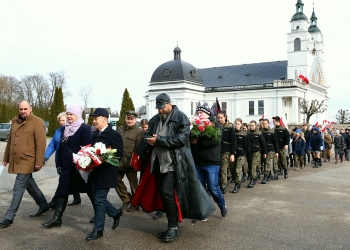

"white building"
[144,0,328,125]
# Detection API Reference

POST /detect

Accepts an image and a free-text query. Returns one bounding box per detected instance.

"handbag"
[130,152,142,171]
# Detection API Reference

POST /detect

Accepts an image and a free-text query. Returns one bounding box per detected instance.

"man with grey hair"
[0,100,49,228]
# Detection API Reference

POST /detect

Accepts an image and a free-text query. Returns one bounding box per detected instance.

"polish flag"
[261,114,264,119]
[280,115,288,130]
[299,74,309,84]
[321,123,328,132]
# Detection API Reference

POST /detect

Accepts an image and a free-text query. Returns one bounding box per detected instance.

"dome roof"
[150,47,203,84]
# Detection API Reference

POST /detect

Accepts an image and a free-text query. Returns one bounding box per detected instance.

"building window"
[191,101,198,115]
[258,100,264,115]
[249,101,254,115]
[221,102,227,113]
[294,38,301,51]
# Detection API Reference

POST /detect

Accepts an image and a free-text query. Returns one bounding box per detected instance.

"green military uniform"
[247,129,267,188]
[274,125,290,179]
[219,122,236,192]
[231,129,250,193]
[261,127,279,183]
[116,123,144,208]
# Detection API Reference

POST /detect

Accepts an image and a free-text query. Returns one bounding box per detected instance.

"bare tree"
[47,71,70,103]
[300,99,327,124]
[335,109,350,124]
[137,105,146,115]
[0,76,20,104]
[78,85,94,109]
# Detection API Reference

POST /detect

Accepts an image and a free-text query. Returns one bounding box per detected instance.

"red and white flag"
[299,74,309,84]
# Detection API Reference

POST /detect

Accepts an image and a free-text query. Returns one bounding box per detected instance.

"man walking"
[272,116,290,179]
[261,119,279,183]
[116,111,144,212]
[0,100,49,228]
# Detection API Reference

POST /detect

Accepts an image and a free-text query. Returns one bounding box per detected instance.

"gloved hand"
[320,146,324,151]
[56,167,62,175]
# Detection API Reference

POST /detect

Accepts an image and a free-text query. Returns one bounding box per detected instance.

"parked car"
[0,123,11,141]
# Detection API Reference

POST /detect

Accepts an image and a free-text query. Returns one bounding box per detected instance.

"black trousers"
[155,158,178,228]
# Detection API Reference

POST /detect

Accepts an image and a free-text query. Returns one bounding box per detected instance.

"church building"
[144,0,328,125]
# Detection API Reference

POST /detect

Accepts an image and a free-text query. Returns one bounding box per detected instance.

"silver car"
[0,123,11,141]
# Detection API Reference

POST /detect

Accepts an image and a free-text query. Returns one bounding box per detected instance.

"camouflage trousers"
[230,156,246,185]
[294,155,304,168]
[241,156,248,175]
[277,148,288,170]
[248,151,261,179]
[220,152,232,189]
[264,151,275,175]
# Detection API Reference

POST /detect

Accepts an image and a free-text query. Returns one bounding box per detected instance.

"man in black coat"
[86,108,123,241]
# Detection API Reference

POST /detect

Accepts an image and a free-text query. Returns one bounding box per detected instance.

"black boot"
[272,171,278,180]
[256,171,261,180]
[48,195,56,209]
[68,193,81,206]
[261,175,268,184]
[247,178,255,188]
[231,183,239,193]
[284,169,288,179]
[268,171,272,181]
[42,196,68,228]
[241,174,246,183]
[319,158,322,167]
[278,168,283,175]
[313,159,318,168]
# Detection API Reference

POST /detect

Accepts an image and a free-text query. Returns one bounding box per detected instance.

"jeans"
[196,165,225,208]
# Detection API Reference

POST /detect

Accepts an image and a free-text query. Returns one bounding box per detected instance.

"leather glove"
[56,167,62,175]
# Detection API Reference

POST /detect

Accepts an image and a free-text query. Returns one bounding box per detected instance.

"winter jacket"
[261,128,278,153]
[309,131,323,151]
[292,137,306,156]
[44,127,62,165]
[235,129,250,157]
[220,123,236,155]
[247,129,267,154]
[274,125,291,149]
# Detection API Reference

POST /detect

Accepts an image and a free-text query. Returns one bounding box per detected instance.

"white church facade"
[144,0,328,125]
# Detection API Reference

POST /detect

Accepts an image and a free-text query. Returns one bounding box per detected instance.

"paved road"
[0,139,350,249]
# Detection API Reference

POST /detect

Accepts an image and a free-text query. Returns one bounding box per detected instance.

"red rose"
[96,149,101,155]
[195,119,201,125]
[198,126,205,132]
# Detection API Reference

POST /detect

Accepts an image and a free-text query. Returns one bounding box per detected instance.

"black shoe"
[231,184,239,193]
[86,230,103,241]
[261,175,268,184]
[268,172,272,181]
[0,219,13,228]
[90,215,96,223]
[161,227,180,242]
[219,205,227,217]
[30,207,50,217]
[284,170,288,179]
[237,182,242,189]
[272,171,278,180]
[253,178,257,185]
[241,174,246,183]
[68,199,81,206]
[221,188,226,194]
[48,201,56,210]
[247,179,255,188]
[153,211,164,220]
[112,209,123,229]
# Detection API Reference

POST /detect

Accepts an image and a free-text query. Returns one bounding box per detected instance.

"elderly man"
[0,100,49,228]
[116,110,144,212]
[86,108,124,240]
[132,93,215,243]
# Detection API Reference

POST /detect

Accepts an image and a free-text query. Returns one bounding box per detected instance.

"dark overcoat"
[132,105,216,221]
[56,123,92,195]
[89,124,123,189]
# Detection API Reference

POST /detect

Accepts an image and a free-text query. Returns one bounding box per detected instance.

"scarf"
[63,117,84,141]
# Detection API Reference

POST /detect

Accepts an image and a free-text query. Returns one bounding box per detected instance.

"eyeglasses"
[19,108,28,111]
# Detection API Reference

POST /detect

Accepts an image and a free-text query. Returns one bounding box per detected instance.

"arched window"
[294,38,301,51]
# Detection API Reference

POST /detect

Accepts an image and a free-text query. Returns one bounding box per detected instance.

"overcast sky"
[0,0,347,120]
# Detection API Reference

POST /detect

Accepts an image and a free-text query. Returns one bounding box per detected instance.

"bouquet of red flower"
[73,142,119,172]
[190,114,221,141]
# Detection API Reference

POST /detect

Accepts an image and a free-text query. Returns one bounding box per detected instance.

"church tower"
[287,0,315,79]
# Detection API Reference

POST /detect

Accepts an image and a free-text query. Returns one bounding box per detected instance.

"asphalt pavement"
[0,139,350,250]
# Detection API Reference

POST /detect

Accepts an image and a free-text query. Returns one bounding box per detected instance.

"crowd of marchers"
[1,96,348,244]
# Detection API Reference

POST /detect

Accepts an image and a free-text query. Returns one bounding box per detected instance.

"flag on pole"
[280,114,288,130]
[216,97,222,114]
[261,114,264,120]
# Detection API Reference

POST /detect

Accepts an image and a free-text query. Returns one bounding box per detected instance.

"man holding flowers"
[85,108,124,241]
